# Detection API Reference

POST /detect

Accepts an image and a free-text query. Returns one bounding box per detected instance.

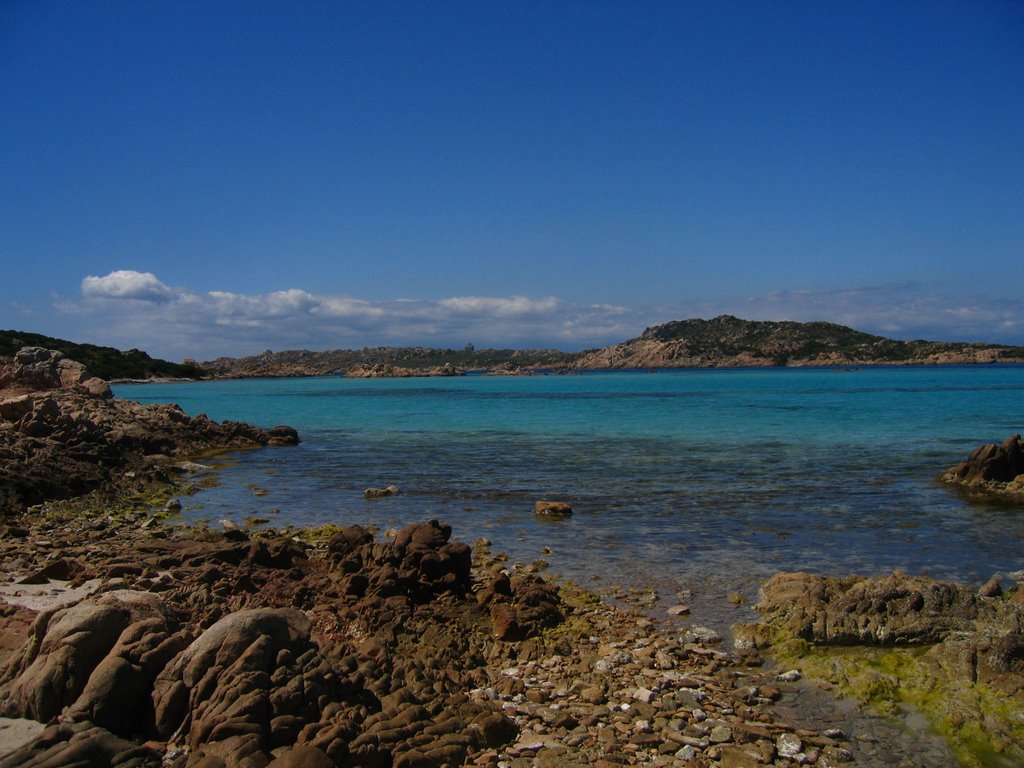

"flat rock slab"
[0,578,103,613]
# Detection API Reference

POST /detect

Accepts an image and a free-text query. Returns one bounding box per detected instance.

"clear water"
[115,367,1024,614]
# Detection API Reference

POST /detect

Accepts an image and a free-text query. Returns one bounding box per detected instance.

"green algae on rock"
[734,571,1024,767]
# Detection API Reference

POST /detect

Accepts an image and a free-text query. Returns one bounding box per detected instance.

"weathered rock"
[0,347,111,399]
[943,434,1024,494]
[739,569,1024,766]
[0,591,173,723]
[0,720,162,767]
[489,573,563,641]
[265,745,333,767]
[752,571,978,645]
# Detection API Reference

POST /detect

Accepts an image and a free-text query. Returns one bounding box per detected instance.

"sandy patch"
[0,718,45,759]
[0,578,103,612]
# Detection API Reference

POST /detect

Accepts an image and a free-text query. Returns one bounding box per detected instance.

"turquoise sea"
[115,366,1024,617]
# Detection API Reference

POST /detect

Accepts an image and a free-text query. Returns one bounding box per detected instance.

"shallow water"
[115,366,1024,614]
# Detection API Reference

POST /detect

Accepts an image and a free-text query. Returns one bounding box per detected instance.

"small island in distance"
[4,315,1024,380]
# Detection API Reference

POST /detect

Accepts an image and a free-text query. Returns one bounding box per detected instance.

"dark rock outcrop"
[0,348,299,515]
[943,433,1024,495]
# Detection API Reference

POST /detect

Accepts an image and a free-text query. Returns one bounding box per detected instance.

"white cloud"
[54,271,1024,361]
[438,296,560,316]
[81,270,177,303]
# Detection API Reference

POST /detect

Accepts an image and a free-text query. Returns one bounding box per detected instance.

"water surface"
[115,366,1024,616]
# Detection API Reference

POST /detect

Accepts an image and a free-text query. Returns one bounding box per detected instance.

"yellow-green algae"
[762,627,1024,768]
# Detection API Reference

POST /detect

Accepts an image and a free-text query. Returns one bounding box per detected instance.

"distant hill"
[572,315,1024,369]
[0,330,205,381]
[7,316,1022,381]
[202,345,578,377]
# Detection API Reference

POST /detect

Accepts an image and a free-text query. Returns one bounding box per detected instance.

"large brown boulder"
[0,591,177,724]
[943,433,1024,491]
[151,607,325,766]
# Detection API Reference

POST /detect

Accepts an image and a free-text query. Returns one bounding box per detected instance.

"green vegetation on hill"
[0,330,205,380]
[640,316,899,362]
[635,315,1024,364]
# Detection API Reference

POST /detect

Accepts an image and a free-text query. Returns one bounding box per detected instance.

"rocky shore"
[734,571,1024,768]
[0,499,873,768]
[1,347,1021,766]
[0,347,298,516]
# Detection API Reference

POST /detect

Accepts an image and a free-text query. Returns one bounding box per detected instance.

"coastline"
[115,360,1024,385]
[0,494,956,768]
[3,348,1023,765]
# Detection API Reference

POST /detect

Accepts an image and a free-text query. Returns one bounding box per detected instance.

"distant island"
[4,315,1024,380]
[571,315,1024,369]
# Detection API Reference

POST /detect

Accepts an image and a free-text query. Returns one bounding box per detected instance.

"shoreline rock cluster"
[0,501,870,768]
[0,347,298,516]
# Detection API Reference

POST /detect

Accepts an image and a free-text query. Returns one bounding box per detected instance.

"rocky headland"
[200,316,1024,377]
[201,347,576,379]
[0,347,298,516]
[9,318,1024,381]
[0,331,204,382]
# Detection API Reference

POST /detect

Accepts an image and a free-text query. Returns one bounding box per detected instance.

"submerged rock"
[364,485,399,499]
[533,500,572,517]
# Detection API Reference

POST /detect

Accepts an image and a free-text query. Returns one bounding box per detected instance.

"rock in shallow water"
[533,500,572,517]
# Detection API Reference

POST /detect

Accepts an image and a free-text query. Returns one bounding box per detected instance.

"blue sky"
[2,1,1022,360]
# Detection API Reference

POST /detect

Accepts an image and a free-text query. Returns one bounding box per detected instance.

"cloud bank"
[56,270,1024,361]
